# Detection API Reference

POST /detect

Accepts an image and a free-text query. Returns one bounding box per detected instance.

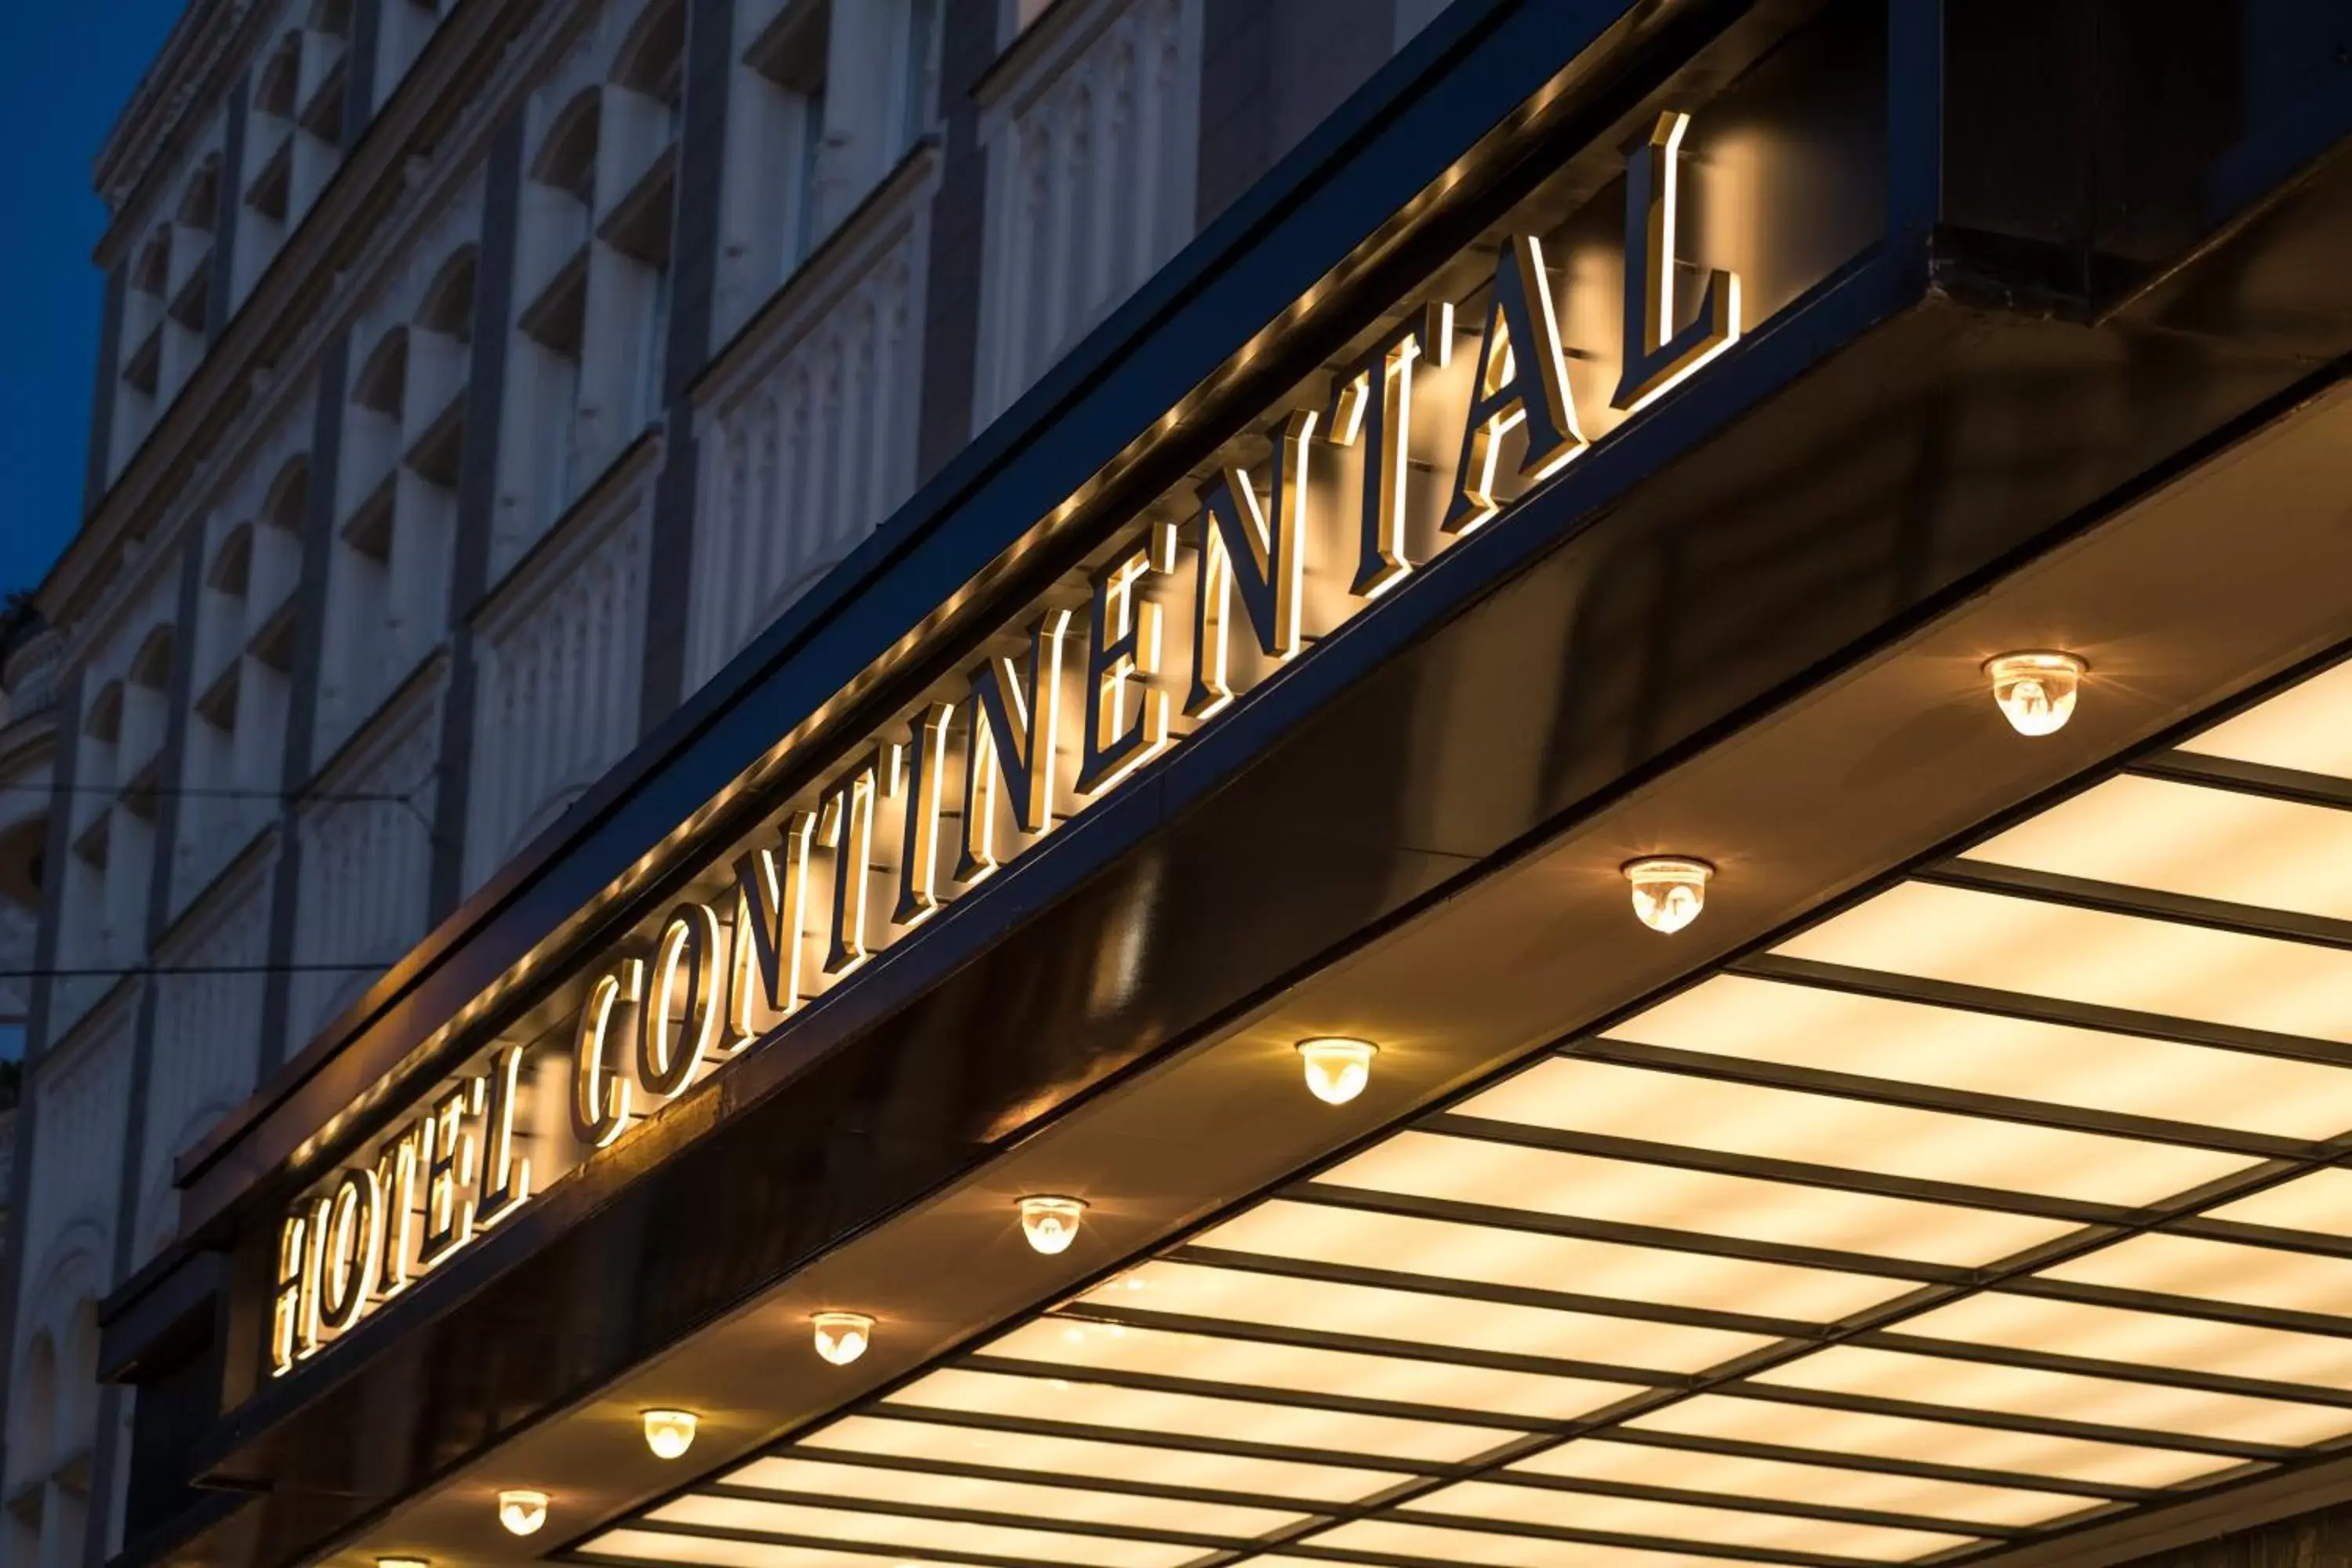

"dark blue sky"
[0,0,191,608]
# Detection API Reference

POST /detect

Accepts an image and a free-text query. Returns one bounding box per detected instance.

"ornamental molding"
[53,0,593,677]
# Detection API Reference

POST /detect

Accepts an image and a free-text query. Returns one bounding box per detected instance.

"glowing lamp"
[641,1409,698,1460]
[1624,858,1712,935]
[1296,1038,1377,1105]
[1986,651,2085,737]
[496,1490,549,1537]
[1018,1196,1086,1255]
[811,1311,874,1367]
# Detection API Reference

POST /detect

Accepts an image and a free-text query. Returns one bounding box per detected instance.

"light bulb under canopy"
[641,1408,699,1460]
[1018,1196,1086,1255]
[1624,858,1712,934]
[811,1311,874,1366]
[377,1559,428,1568]
[1985,651,2085,737]
[1296,1038,1377,1105]
[496,1490,550,1537]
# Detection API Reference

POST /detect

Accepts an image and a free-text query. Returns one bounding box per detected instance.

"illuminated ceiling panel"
[580,659,2352,1568]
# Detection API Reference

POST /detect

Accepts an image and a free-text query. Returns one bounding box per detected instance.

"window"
[742,0,831,285]
[179,455,303,907]
[719,0,938,339]
[506,89,599,549]
[608,0,686,425]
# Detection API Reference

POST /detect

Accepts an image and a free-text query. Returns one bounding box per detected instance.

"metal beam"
[1922,858,2352,959]
[2129,750,2352,815]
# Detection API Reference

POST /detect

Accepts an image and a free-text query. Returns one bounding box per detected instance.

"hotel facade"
[10,2,2352,1568]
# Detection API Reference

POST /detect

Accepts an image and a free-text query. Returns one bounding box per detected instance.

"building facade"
[5,0,1443,1562]
[14,4,2352,1568]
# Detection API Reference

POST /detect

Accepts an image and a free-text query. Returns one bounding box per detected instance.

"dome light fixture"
[496,1490,550,1537]
[377,1559,428,1568]
[811,1311,875,1367]
[641,1409,699,1460]
[1624,858,1713,935]
[1018,1196,1087,1255]
[1296,1038,1377,1105]
[1985,651,2085,737]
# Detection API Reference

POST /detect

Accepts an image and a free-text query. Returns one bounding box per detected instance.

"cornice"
[93,0,254,256]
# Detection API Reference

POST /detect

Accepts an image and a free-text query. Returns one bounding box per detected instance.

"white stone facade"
[2,1,1428,1563]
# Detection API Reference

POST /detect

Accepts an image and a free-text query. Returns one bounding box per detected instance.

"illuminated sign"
[270,109,1750,1373]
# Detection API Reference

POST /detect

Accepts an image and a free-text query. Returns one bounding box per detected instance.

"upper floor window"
[180,457,306,906]
[606,0,685,423]
[506,89,600,558]
[241,0,352,296]
[317,244,477,760]
[498,0,684,567]
[717,0,938,339]
[60,621,174,1019]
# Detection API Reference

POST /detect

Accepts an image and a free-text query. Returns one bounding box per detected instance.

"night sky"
[0,0,191,609]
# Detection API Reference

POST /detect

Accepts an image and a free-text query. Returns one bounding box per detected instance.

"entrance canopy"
[582,400,2352,1568]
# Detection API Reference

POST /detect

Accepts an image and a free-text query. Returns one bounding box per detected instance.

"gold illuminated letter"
[640,902,721,1097]
[416,1083,476,1269]
[1613,111,1738,412]
[1443,235,1585,535]
[372,1120,423,1298]
[820,753,884,975]
[312,1167,383,1338]
[1186,408,1319,720]
[1078,524,1175,795]
[296,1194,331,1357]
[474,1044,532,1229]
[270,1208,309,1375]
[891,704,953,926]
[958,608,1076,883]
[1328,304,1450,598]
[726,811,817,1044]
[571,958,641,1149]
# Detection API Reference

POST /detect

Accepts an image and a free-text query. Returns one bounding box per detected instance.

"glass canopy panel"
[2178,659,2352,775]
[1325,1130,2075,1267]
[643,1495,1201,1568]
[796,1414,1404,1503]
[1396,1478,1984,1559]
[720,1454,1313,1538]
[1076,1259,1777,1373]
[582,1530,967,1568]
[1454,1057,2252,1206]
[1304,1516,1800,1568]
[1776,881,2352,1045]
[1968,774,2352,923]
[987,1318,1644,1421]
[1243,1548,1732,1568]
[2203,1169,2352,1235]
[1625,1395,2245,1487]
[1610,974,2352,1138]
[1200,1199,1915,1320]
[1508,1437,2105,1528]
[2034,1234,2352,1320]
[1746,1345,2352,1446]
[889,1367,1515,1464]
[1902,1293,2352,1392]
